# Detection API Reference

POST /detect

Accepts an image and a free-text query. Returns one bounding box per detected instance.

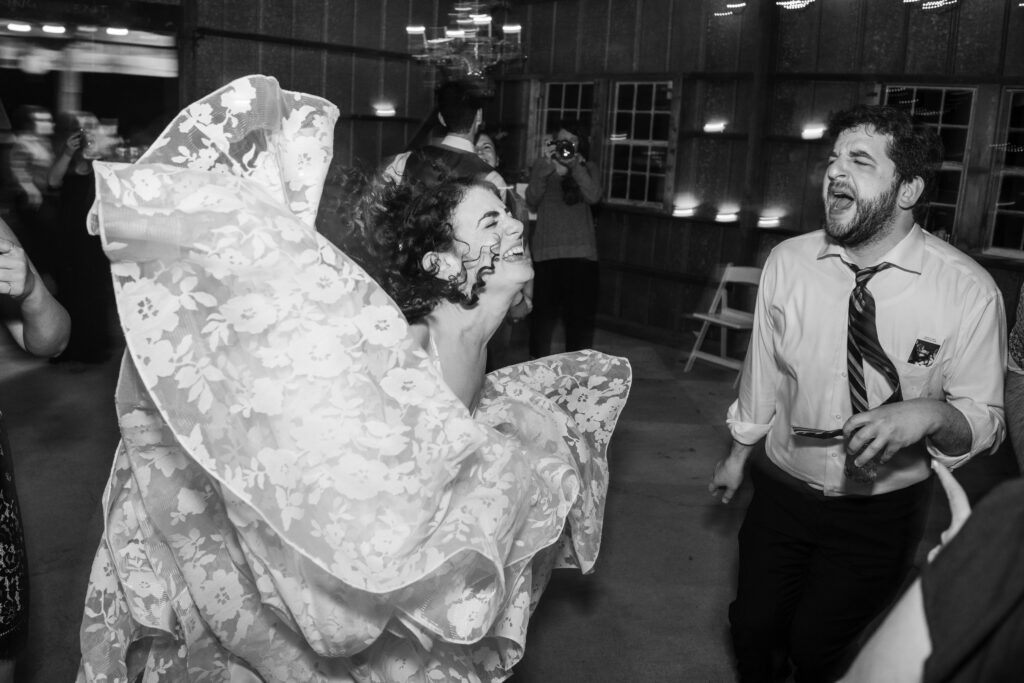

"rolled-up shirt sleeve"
[926,289,1006,468]
[727,257,779,446]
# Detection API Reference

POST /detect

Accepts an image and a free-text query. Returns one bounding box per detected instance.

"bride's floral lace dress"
[77,75,631,683]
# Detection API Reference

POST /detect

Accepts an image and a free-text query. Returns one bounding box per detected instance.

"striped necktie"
[845,261,902,481]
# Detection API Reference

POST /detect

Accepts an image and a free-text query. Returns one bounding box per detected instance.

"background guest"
[525,118,603,358]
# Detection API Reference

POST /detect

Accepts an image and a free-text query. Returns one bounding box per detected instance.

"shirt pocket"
[897,360,942,399]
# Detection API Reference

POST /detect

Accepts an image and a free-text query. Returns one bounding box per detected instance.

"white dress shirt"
[728,226,1006,496]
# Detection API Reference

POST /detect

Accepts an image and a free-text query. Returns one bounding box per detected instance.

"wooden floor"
[1,325,1017,682]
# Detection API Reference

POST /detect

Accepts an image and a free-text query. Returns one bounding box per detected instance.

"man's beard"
[824,180,900,248]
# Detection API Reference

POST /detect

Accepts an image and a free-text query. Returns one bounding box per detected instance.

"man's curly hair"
[333,173,497,321]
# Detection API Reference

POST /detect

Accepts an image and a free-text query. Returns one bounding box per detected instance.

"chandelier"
[406,2,523,82]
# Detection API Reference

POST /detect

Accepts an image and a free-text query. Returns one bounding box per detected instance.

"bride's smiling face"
[448,185,533,292]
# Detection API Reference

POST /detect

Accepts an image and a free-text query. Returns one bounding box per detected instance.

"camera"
[550,139,576,161]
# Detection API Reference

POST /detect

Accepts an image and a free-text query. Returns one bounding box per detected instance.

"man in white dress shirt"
[381,80,507,196]
[709,104,1006,683]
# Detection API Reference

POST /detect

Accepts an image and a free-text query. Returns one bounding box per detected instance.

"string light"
[777,0,817,9]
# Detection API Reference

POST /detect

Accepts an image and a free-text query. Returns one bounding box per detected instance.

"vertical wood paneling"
[293,0,326,42]
[222,0,259,33]
[637,0,673,73]
[576,0,610,72]
[775,6,818,72]
[815,0,862,74]
[196,0,224,29]
[1005,8,1024,78]
[220,36,259,85]
[905,7,953,74]
[291,48,325,98]
[703,11,742,71]
[551,1,581,73]
[859,1,906,73]
[524,2,556,74]
[667,0,702,72]
[194,37,226,96]
[952,0,1004,76]
[602,0,636,73]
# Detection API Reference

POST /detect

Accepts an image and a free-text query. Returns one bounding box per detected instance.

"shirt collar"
[817,224,925,275]
[438,134,475,153]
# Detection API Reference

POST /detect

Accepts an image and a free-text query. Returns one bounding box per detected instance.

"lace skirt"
[0,412,28,658]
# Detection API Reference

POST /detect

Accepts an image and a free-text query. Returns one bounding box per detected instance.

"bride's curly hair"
[328,171,496,321]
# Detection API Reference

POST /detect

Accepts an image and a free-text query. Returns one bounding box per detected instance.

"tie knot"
[848,261,892,287]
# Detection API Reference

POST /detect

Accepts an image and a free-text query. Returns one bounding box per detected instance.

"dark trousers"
[729,461,932,683]
[528,258,599,358]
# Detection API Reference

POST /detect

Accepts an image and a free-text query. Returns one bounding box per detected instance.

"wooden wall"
[180,0,443,171]
[494,0,1024,343]
[167,0,1024,340]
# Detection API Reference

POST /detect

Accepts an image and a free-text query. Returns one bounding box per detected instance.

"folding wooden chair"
[684,263,762,383]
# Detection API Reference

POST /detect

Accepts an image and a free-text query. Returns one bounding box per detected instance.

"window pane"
[578,111,592,131]
[998,174,1024,211]
[617,84,634,110]
[615,113,633,138]
[653,113,670,140]
[1010,92,1024,128]
[634,113,652,140]
[630,147,650,172]
[944,90,973,126]
[612,172,628,198]
[1006,130,1024,168]
[654,83,672,111]
[548,83,563,108]
[636,83,653,111]
[915,89,942,124]
[647,174,665,203]
[933,170,962,205]
[613,144,630,170]
[648,147,667,172]
[991,212,1024,251]
[940,127,968,162]
[628,174,646,201]
[565,83,580,110]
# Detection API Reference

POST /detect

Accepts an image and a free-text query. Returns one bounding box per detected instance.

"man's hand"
[843,398,969,469]
[709,442,753,504]
[0,238,35,300]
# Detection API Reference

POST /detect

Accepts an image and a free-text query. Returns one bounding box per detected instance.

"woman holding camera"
[525,119,603,358]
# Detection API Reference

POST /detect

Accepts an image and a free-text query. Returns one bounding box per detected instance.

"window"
[987,90,1024,254]
[542,81,595,141]
[606,81,673,207]
[533,78,676,210]
[884,85,975,241]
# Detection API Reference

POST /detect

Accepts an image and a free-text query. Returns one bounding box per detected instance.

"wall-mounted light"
[673,205,697,217]
[673,194,699,217]
[715,209,740,223]
[78,25,98,32]
[373,103,397,118]
[703,120,727,134]
[42,24,66,34]
[106,27,129,36]
[801,124,826,140]
[609,132,628,142]
[758,214,782,228]
[7,22,31,32]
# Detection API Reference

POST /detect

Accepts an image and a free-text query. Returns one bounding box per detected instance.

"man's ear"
[437,112,447,129]
[422,251,461,279]
[898,176,925,210]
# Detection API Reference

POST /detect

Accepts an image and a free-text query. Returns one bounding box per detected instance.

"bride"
[76,75,631,682]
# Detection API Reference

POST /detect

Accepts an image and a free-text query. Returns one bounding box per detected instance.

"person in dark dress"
[0,216,70,682]
[48,113,116,363]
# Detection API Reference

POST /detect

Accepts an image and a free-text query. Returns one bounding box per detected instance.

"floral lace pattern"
[77,76,631,682]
